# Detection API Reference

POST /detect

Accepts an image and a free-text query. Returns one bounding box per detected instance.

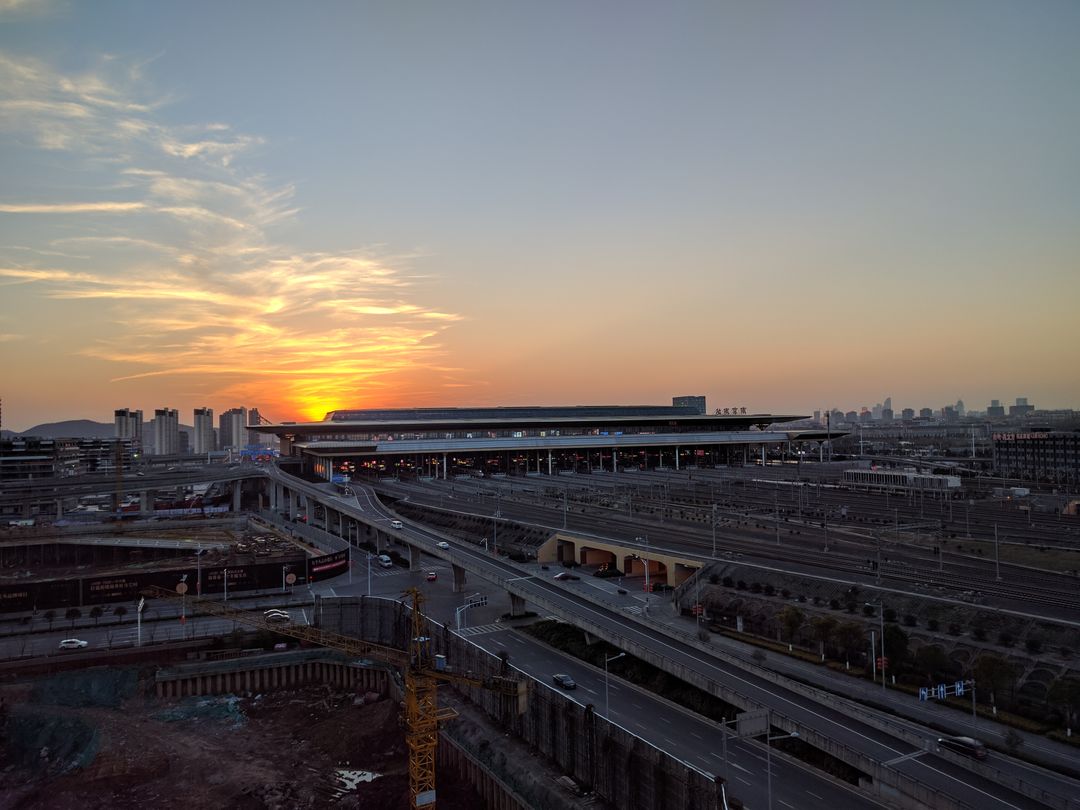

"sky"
[1,0,1078,431]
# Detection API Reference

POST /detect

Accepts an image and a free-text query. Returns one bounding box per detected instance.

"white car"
[58,639,88,650]
[390,519,403,529]
[264,610,291,624]
[436,541,450,550]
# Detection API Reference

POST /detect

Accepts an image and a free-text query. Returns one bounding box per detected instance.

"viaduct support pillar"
[140,490,151,515]
[408,545,421,571]
[508,593,527,618]
[548,450,553,476]
[452,563,466,594]
[443,453,448,480]
[232,481,241,512]
[675,446,680,471]
[287,490,296,520]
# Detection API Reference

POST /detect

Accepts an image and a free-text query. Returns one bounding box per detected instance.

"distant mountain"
[14,419,115,439]
[1,429,16,440]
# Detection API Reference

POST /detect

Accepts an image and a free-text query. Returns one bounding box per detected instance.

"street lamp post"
[866,601,886,694]
[634,535,650,612]
[766,720,799,810]
[711,503,717,557]
[604,652,625,718]
[223,567,229,602]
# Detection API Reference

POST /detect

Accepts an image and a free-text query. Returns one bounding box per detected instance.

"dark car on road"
[937,736,987,760]
[553,572,580,581]
[553,674,576,690]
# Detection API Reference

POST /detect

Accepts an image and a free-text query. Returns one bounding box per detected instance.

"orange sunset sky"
[2,2,1079,431]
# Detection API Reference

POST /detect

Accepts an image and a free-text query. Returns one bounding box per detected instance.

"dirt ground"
[0,671,483,810]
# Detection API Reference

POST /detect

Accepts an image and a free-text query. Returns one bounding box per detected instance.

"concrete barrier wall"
[154,649,390,698]
[317,595,724,810]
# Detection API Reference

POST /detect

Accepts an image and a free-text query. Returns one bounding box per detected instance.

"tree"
[883,625,909,674]
[974,654,1017,712]
[777,606,804,643]
[113,605,128,624]
[89,606,103,625]
[43,610,55,630]
[914,645,952,682]
[834,622,867,667]
[811,616,838,660]
[1003,728,1024,754]
[65,607,82,629]
[1047,678,1080,736]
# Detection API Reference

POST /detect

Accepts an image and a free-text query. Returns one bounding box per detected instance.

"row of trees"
[753,604,1080,730]
[38,604,129,630]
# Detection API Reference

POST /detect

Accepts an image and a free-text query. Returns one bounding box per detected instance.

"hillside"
[12,420,114,439]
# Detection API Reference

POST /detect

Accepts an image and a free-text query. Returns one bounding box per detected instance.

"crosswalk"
[453,623,504,637]
[623,605,644,615]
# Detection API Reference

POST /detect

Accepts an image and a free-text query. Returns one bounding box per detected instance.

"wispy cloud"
[0,201,145,213]
[0,50,458,419]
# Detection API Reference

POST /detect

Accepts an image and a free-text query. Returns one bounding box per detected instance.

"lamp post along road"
[604,652,625,718]
[766,717,799,810]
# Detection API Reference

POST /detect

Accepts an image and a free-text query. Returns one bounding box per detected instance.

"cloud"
[0,201,145,213]
[0,49,460,418]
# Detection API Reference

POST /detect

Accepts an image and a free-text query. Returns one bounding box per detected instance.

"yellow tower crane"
[141,584,526,810]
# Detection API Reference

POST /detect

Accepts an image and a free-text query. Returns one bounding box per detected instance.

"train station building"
[254,405,834,480]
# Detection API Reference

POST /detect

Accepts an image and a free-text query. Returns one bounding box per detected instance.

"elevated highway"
[265,467,1080,810]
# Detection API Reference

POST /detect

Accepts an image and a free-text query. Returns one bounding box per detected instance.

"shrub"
[1061,647,1073,660]
[902,614,917,627]
[736,580,747,591]
[780,588,790,599]
[1025,638,1043,654]
[845,602,856,613]
[862,605,876,617]
[763,584,775,596]
[973,627,987,641]
[998,632,1015,648]
[722,576,734,587]
[883,608,897,623]
[750,582,762,594]
[829,599,840,610]
[709,574,720,585]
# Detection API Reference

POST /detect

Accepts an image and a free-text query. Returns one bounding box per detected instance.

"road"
[270,469,1077,810]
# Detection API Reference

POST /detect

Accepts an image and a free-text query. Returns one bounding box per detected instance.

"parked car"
[58,639,88,650]
[426,571,438,582]
[937,736,987,760]
[553,572,580,581]
[552,673,577,690]
[436,541,450,550]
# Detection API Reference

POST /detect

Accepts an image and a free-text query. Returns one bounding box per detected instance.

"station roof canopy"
[252,405,808,438]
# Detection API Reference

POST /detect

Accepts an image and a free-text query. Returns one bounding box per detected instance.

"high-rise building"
[955,399,966,418]
[672,395,707,415]
[987,399,1006,418]
[152,408,179,456]
[114,408,143,452]
[1009,397,1035,417]
[219,407,249,450]
[247,407,267,445]
[919,408,934,419]
[901,408,915,421]
[881,408,894,422]
[883,397,892,412]
[193,407,215,455]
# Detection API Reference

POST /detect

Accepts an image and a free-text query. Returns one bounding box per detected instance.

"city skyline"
[2,2,1079,432]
